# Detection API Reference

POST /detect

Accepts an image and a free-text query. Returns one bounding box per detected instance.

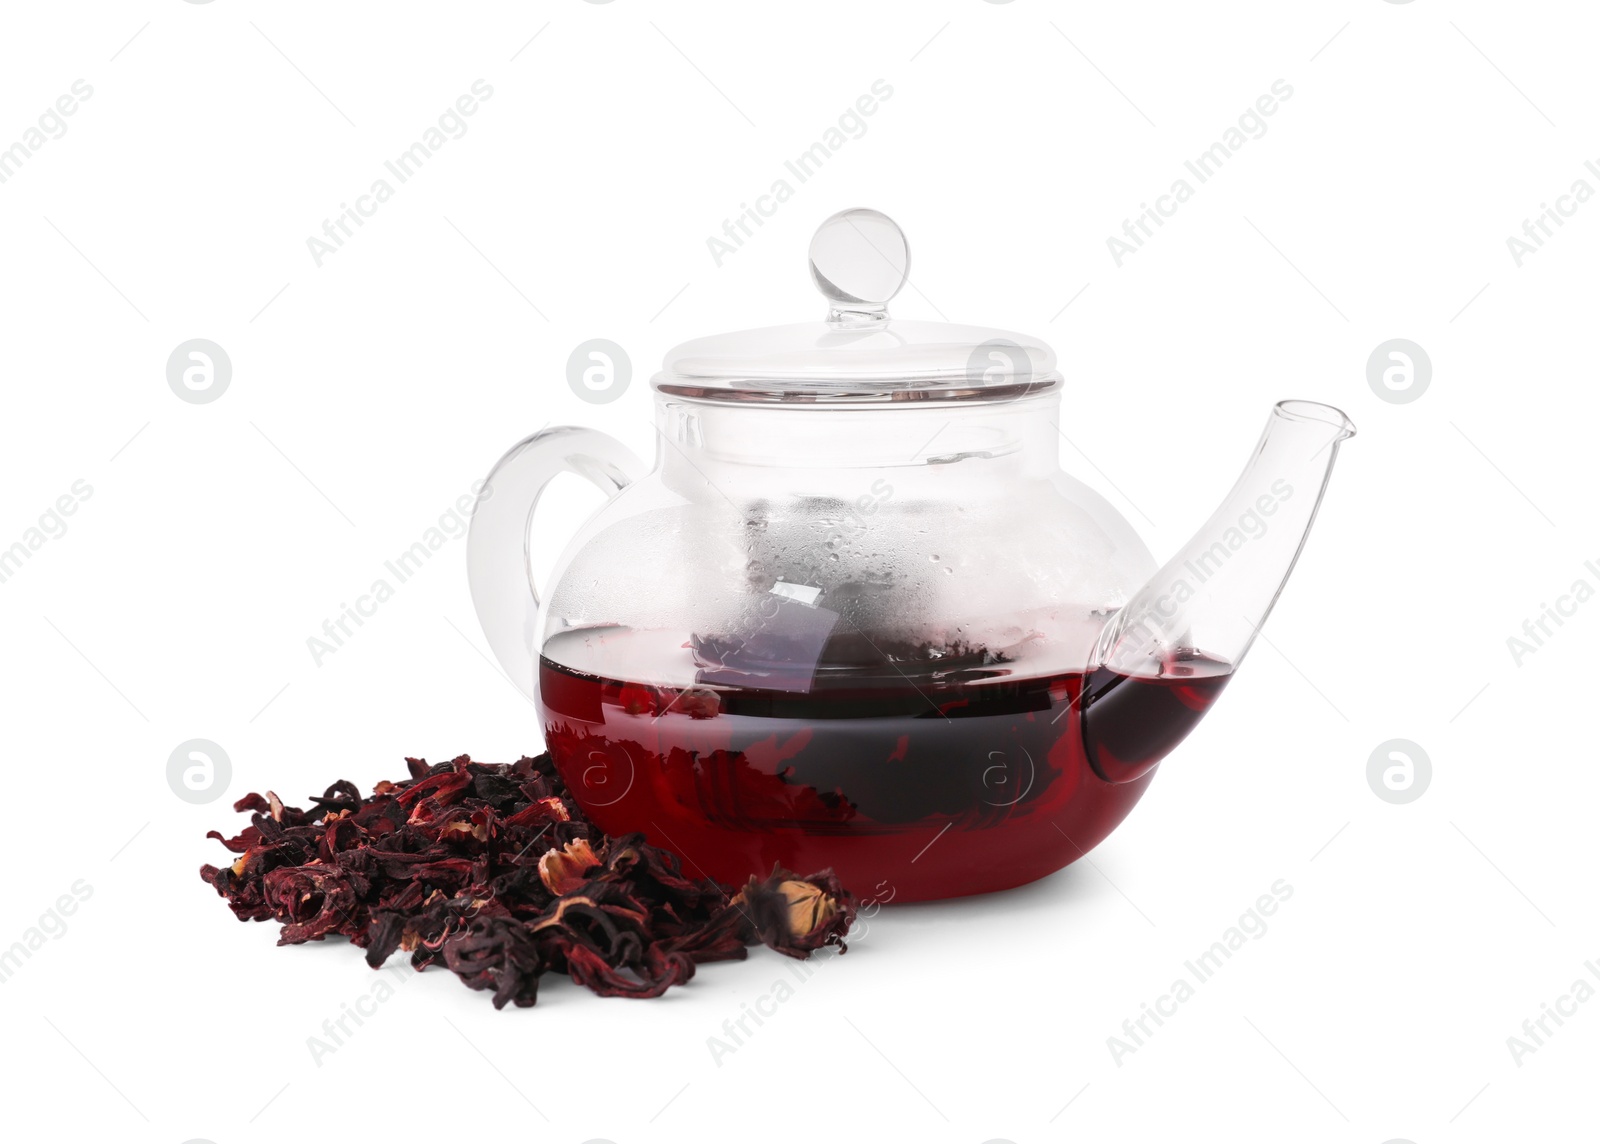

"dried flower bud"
[730,866,855,957]
[675,686,721,720]
[779,879,837,939]
[538,838,601,895]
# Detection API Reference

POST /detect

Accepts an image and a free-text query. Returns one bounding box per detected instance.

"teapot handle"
[466,426,648,699]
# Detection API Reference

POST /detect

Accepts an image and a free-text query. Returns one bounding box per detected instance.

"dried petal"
[538,838,601,895]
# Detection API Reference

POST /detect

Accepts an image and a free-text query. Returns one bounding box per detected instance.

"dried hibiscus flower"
[199,753,856,1008]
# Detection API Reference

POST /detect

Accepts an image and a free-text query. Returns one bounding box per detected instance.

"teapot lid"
[654,209,1059,403]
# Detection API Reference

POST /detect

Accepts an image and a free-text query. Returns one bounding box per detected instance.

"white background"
[1,2,1595,1141]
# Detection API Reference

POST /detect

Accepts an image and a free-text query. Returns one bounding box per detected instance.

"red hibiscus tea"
[538,630,1230,902]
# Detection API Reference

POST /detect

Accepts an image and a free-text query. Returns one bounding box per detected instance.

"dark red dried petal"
[201,753,857,1006]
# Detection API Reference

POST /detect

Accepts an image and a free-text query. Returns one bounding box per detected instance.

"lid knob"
[808,208,910,326]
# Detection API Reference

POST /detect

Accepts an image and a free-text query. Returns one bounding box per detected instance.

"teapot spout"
[1091,400,1355,688]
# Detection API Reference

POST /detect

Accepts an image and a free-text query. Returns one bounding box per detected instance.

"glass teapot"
[467,209,1354,902]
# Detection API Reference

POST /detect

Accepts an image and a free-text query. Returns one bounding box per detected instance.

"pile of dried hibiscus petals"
[200,753,856,1008]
